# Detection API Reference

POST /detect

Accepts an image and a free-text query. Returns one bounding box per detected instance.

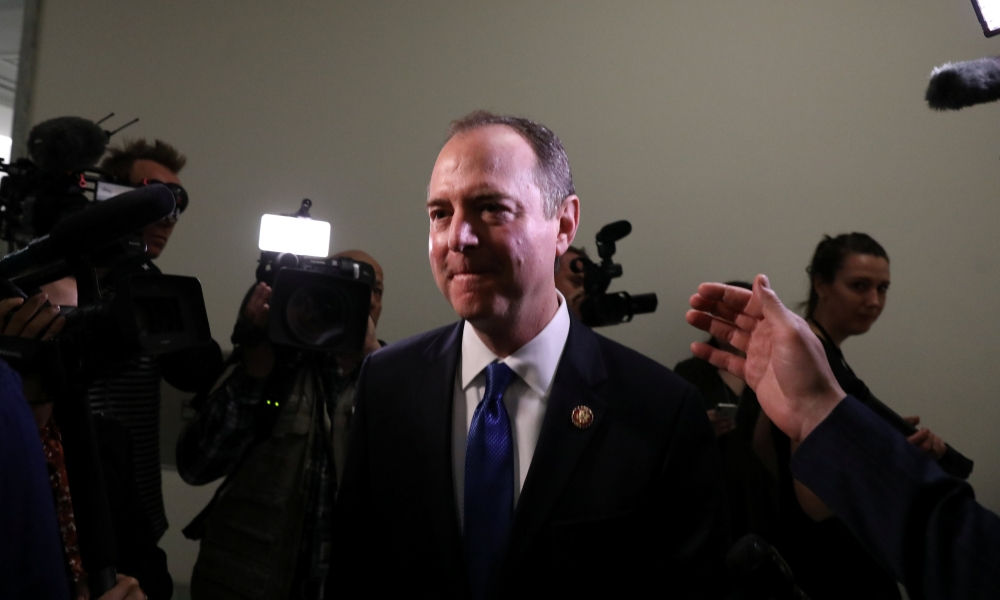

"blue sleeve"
[791,395,1000,600]
[0,360,72,600]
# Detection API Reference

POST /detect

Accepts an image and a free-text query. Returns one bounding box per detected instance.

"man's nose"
[448,216,478,252]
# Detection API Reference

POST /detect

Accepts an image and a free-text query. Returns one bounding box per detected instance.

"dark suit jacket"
[331,318,730,598]
[792,396,1000,600]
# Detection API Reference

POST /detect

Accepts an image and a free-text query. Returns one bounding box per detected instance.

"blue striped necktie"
[464,361,517,599]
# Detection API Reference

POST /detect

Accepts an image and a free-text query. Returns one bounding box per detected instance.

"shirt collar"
[461,291,571,396]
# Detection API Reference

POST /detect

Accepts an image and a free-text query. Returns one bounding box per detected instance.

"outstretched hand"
[686,274,846,443]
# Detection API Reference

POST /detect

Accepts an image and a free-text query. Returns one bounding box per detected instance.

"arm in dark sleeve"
[175,368,266,485]
[160,339,225,393]
[791,395,1000,600]
[327,357,375,599]
[655,384,731,597]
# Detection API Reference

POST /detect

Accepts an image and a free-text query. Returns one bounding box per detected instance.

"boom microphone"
[27,116,109,173]
[727,534,811,600]
[0,184,175,279]
[925,55,1000,110]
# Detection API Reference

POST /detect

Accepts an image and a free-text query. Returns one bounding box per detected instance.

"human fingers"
[42,316,66,341]
[97,575,144,600]
[3,293,47,337]
[694,282,753,315]
[931,434,946,460]
[0,297,25,321]
[903,415,920,427]
[691,341,747,380]
[917,429,946,459]
[750,274,792,322]
[243,283,272,327]
[907,428,930,447]
[21,305,61,340]
[686,310,755,353]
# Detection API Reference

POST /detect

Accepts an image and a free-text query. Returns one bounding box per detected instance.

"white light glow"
[977,0,1000,32]
[258,214,331,257]
[0,135,11,164]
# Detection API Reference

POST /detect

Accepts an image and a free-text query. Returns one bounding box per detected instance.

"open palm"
[687,275,845,442]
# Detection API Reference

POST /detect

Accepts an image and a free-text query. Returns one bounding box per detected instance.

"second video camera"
[571,220,658,327]
[254,200,374,353]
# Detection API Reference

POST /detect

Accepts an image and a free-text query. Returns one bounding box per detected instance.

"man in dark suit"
[332,111,729,599]
[687,275,1000,600]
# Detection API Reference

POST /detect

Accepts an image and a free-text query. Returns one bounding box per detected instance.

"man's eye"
[429,210,449,221]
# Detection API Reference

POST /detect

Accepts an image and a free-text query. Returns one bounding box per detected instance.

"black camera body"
[255,252,374,353]
[0,116,213,377]
[572,220,658,327]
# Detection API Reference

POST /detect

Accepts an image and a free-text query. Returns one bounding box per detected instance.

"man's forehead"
[429,125,537,193]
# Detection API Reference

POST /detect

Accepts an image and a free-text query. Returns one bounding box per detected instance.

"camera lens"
[285,283,348,346]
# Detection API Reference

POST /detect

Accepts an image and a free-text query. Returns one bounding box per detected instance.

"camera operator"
[554,245,587,320]
[176,249,385,600]
[0,287,171,600]
[87,139,224,541]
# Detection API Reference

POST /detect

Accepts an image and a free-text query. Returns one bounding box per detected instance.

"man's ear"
[555,195,580,256]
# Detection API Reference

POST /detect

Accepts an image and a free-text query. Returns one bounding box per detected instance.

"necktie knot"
[483,361,516,403]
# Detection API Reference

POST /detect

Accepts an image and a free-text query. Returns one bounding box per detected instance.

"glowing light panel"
[258,214,330,257]
[974,0,1000,36]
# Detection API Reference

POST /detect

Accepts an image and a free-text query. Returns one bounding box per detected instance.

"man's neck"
[468,292,561,358]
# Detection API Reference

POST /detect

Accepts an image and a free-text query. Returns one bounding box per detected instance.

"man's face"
[427,125,577,327]
[555,250,585,320]
[129,159,181,259]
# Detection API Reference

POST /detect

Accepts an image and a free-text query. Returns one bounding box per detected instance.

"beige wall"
[26,0,1000,555]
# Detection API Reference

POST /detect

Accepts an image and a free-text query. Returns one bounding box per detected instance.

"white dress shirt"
[452,293,571,525]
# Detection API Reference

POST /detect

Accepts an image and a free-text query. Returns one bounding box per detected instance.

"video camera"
[252,199,374,354]
[571,220,658,327]
[0,115,211,374]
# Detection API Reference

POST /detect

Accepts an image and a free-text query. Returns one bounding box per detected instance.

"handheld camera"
[571,220,658,327]
[253,199,374,353]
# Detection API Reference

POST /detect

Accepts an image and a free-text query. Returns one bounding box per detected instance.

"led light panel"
[973,0,1000,36]
[258,214,331,257]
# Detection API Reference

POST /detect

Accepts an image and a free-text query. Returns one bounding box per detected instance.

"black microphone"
[0,184,176,279]
[27,116,109,173]
[727,534,811,600]
[925,55,1000,110]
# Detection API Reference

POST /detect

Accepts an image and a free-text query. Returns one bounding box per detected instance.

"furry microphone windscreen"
[26,116,109,173]
[926,55,1000,110]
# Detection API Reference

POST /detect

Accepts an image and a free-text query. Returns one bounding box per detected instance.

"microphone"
[0,184,176,279]
[925,55,1000,110]
[727,534,811,600]
[27,116,110,173]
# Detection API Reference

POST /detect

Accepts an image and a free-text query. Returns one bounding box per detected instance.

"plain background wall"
[23,0,1000,584]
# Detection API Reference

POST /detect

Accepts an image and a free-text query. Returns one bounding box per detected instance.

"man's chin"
[448,294,502,324]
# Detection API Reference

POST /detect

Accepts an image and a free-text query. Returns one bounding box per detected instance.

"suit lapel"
[499,319,609,573]
[414,322,467,590]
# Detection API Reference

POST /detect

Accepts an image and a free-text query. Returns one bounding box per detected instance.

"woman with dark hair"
[675,281,778,542]
[768,233,949,600]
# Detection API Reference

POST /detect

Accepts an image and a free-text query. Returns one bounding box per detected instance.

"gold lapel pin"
[571,405,594,429]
